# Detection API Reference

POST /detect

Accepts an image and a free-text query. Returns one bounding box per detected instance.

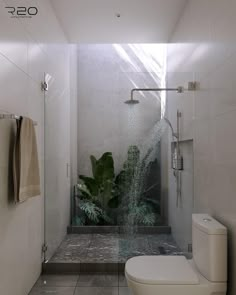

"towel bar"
[0,114,37,126]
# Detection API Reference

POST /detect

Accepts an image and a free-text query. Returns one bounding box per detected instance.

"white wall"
[0,1,69,294]
[167,1,236,293]
[70,45,78,188]
[50,0,187,43]
[77,44,166,176]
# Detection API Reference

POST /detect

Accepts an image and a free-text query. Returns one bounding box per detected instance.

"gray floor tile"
[75,287,118,295]
[118,273,127,287]
[35,275,79,287]
[29,286,75,295]
[118,287,133,295]
[77,273,118,287]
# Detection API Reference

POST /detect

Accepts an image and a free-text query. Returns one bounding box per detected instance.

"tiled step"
[67,225,171,234]
[42,231,184,275]
[42,262,124,274]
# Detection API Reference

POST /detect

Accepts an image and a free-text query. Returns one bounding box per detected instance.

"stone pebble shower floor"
[46,233,183,272]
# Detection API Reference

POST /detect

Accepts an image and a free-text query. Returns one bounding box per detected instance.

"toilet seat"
[125,256,199,285]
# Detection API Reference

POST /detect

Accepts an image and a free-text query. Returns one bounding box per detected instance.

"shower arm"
[130,87,184,139]
[130,86,184,101]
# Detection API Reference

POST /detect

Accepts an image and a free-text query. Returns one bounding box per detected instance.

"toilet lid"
[125,256,199,285]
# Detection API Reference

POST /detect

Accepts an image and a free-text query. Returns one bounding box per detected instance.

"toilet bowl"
[125,214,227,295]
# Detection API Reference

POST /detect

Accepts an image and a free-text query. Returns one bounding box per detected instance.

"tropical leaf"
[124,145,140,171]
[78,200,103,223]
[129,202,156,226]
[140,212,156,225]
[75,146,160,226]
[100,210,113,224]
[94,152,115,183]
[108,195,122,208]
[115,170,126,185]
[74,215,86,225]
[143,198,160,209]
[90,155,97,178]
[101,180,114,207]
[79,175,99,196]
[76,183,92,197]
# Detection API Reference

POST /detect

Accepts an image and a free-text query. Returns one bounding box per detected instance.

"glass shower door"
[43,70,71,262]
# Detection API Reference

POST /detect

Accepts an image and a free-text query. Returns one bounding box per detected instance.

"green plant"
[80,152,115,207]
[75,152,115,225]
[129,202,156,225]
[108,145,140,208]
[74,198,111,225]
[74,146,161,226]
[109,145,160,226]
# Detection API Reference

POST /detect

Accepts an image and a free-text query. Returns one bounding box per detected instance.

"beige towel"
[13,117,40,203]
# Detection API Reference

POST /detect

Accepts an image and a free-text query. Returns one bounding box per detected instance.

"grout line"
[118,271,120,288]
[75,271,80,289]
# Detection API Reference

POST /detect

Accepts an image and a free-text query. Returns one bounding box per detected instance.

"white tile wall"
[167,1,236,293]
[0,1,70,294]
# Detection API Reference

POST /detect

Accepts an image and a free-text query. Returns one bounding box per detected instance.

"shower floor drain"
[158,246,166,255]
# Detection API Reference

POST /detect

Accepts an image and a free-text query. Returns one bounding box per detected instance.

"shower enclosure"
[71,44,170,231]
[42,44,184,271]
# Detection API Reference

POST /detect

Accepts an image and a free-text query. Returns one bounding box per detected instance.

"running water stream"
[119,117,168,235]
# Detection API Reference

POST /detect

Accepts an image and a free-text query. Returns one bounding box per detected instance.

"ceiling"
[50,0,188,43]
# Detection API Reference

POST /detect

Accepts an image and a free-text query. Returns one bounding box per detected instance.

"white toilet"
[125,214,227,295]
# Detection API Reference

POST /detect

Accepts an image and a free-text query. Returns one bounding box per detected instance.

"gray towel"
[13,117,40,203]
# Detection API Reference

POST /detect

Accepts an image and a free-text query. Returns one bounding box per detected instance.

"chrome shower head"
[124,99,140,104]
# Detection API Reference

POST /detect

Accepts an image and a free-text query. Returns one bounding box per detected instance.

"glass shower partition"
[43,69,71,262]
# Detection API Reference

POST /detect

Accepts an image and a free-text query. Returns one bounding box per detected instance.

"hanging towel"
[13,117,40,203]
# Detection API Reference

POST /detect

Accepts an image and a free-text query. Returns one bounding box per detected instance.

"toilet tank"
[192,214,227,282]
